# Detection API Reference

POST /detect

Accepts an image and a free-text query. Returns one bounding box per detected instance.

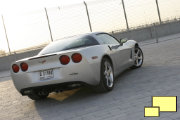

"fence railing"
[0,0,180,56]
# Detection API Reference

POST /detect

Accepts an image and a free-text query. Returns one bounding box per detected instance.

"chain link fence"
[0,0,180,57]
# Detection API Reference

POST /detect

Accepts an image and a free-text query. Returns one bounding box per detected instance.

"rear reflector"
[20,62,28,71]
[12,64,19,73]
[72,53,82,63]
[60,55,70,65]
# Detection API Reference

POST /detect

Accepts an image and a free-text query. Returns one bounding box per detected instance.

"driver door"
[96,33,130,74]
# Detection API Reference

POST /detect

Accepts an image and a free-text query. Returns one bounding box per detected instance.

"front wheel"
[94,58,114,92]
[131,47,144,69]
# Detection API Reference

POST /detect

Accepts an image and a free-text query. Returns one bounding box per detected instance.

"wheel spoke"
[109,74,113,83]
[104,62,109,76]
[136,49,140,55]
[104,71,107,76]
[104,62,108,71]
[107,68,111,74]
[107,77,112,87]
[136,59,139,64]
[138,56,142,59]
[106,76,110,86]
[105,76,109,80]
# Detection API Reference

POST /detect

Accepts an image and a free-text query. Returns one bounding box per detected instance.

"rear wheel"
[28,91,48,100]
[131,46,143,69]
[95,58,114,92]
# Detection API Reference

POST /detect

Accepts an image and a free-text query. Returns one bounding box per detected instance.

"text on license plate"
[40,69,54,80]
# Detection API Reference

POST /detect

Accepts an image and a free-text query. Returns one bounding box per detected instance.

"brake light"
[72,53,82,63]
[20,62,28,71]
[12,64,19,73]
[60,55,70,65]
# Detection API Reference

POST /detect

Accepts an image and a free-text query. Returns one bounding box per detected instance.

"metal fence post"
[155,0,162,24]
[58,6,60,11]
[84,1,92,32]
[45,8,53,42]
[2,15,11,55]
[122,0,129,30]
[153,23,159,43]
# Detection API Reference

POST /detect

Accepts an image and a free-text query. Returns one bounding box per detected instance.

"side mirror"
[119,38,128,45]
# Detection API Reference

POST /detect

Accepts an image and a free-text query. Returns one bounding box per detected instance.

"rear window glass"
[39,35,99,55]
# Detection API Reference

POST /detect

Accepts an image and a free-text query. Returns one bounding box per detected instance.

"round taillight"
[60,55,70,65]
[12,64,19,73]
[71,53,82,63]
[20,62,28,71]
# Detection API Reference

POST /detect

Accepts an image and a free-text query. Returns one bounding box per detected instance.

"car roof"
[55,32,107,41]
[86,32,107,36]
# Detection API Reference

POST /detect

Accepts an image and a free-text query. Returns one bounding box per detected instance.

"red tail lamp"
[60,55,70,65]
[12,64,19,73]
[72,53,82,63]
[20,62,28,71]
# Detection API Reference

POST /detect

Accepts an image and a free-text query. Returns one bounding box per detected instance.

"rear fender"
[79,45,111,84]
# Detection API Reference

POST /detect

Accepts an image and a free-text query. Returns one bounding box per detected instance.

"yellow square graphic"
[144,107,160,117]
[152,96,177,112]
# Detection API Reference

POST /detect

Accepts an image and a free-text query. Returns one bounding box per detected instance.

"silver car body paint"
[10,32,138,92]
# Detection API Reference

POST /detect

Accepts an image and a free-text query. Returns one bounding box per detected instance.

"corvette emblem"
[39,60,46,64]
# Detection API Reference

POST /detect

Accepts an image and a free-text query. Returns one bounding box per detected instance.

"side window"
[83,35,99,46]
[96,34,119,45]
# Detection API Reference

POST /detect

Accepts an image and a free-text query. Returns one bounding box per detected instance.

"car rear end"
[10,49,100,95]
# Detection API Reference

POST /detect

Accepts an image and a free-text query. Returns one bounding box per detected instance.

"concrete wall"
[0,49,41,71]
[1,20,180,71]
[113,20,180,42]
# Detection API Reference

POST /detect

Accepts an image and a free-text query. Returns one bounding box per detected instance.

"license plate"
[40,69,54,80]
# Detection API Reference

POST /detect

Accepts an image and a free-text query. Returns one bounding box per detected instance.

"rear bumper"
[11,62,100,93]
[20,81,87,95]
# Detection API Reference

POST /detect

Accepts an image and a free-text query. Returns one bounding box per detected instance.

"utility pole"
[122,0,129,30]
[84,1,92,32]
[155,0,162,24]
[45,8,53,42]
[2,15,11,55]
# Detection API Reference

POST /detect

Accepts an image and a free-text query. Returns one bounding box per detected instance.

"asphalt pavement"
[0,33,180,120]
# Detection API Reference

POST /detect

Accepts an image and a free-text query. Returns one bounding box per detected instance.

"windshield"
[38,35,99,55]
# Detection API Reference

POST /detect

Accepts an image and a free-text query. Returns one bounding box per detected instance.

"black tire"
[28,91,48,100]
[131,46,144,69]
[94,58,114,92]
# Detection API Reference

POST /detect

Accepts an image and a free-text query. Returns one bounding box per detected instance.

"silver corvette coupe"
[11,32,143,100]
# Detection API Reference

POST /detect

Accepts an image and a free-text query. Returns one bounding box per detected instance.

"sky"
[0,0,86,52]
[0,0,85,14]
[0,0,180,53]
